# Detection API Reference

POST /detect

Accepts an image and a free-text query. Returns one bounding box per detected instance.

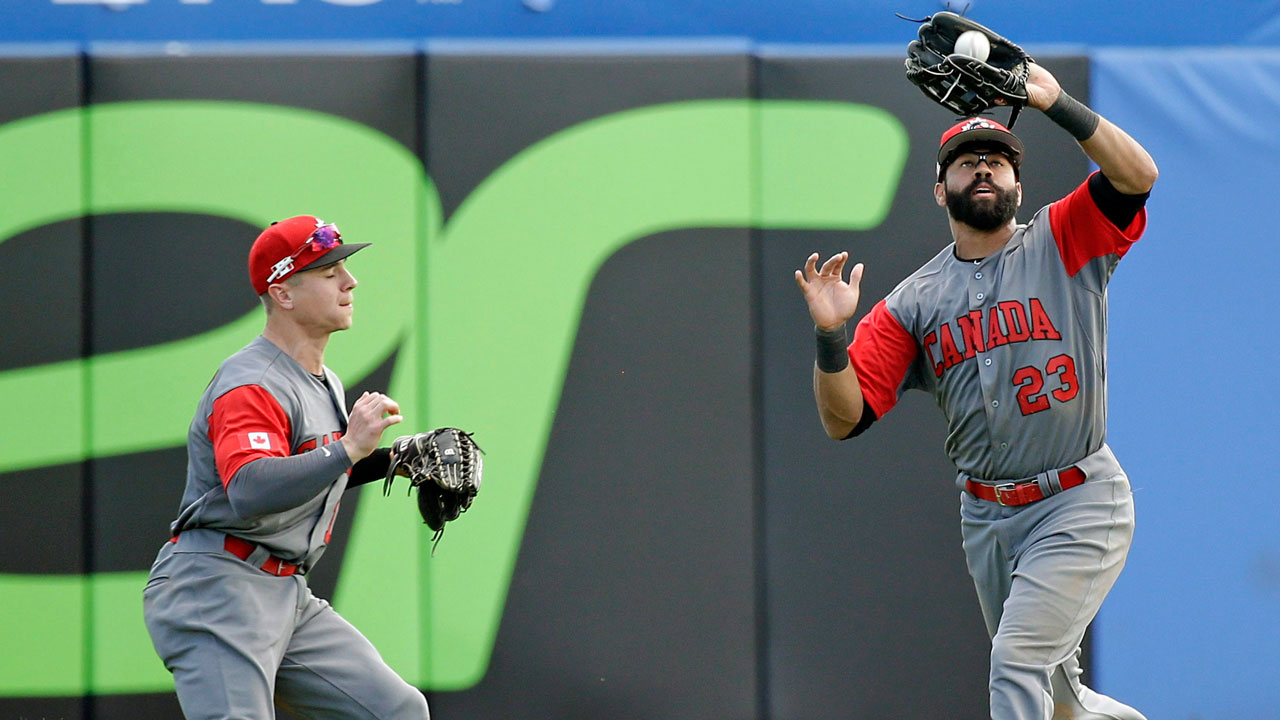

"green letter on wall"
[0,98,906,696]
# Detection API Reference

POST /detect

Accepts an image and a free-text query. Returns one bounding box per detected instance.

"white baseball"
[953,30,991,62]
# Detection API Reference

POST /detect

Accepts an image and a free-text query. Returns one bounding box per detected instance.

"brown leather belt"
[965,466,1086,506]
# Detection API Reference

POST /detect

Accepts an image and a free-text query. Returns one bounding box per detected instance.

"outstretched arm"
[795,252,867,439]
[1025,63,1159,195]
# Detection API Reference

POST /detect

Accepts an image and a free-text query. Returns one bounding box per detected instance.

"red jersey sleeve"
[209,385,293,489]
[848,300,918,419]
[1048,171,1147,277]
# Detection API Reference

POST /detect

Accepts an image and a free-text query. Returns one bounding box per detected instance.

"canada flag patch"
[239,432,280,451]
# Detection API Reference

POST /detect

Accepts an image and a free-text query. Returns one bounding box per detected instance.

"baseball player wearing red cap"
[143,216,429,719]
[796,63,1158,718]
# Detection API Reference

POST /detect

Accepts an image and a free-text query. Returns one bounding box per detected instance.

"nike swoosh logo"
[322,446,331,457]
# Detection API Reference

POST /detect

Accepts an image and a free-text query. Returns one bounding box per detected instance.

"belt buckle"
[994,482,1018,506]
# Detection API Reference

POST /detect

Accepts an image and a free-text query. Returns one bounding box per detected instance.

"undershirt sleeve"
[1087,171,1149,229]
[226,445,353,519]
[348,448,392,489]
[845,405,878,439]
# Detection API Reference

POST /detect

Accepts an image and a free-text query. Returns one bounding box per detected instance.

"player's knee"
[989,634,1047,677]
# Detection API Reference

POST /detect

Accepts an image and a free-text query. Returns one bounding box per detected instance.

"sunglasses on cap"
[266,223,343,284]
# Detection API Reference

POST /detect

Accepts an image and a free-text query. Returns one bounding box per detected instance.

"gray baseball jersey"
[847,173,1146,484]
[171,334,350,570]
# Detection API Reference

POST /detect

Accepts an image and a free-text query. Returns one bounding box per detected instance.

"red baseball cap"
[937,117,1024,173]
[248,215,370,295]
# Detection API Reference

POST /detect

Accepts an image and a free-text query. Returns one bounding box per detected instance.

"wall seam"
[747,50,772,720]
[78,48,96,720]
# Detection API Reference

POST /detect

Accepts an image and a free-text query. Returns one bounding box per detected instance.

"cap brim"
[297,242,370,273]
[937,129,1024,166]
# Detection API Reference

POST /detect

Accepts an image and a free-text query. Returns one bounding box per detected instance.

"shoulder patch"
[239,432,282,451]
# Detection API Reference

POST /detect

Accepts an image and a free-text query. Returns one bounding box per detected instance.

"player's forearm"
[812,323,863,438]
[814,364,864,440]
[1078,117,1158,195]
[226,443,353,518]
[1043,91,1157,195]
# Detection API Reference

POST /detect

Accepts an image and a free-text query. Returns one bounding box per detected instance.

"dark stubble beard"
[945,178,1019,231]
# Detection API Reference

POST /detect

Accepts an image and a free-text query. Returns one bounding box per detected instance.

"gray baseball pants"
[959,444,1147,720]
[143,530,429,720]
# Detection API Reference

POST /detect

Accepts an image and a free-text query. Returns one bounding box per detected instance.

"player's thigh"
[276,596,429,720]
[144,555,295,719]
[960,493,1014,637]
[164,629,281,720]
[997,477,1135,664]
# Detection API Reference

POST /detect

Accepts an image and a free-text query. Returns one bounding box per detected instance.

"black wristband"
[1044,90,1100,142]
[815,325,850,374]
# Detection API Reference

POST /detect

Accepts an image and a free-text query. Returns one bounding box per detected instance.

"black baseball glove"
[383,428,483,551]
[903,11,1032,127]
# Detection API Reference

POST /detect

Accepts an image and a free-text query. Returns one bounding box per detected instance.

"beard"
[945,179,1019,231]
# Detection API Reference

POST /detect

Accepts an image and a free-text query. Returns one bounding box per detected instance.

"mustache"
[964,178,998,193]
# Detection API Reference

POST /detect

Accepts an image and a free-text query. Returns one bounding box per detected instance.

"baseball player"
[795,62,1157,718]
[143,216,430,719]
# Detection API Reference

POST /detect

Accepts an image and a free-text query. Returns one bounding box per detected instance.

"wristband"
[815,325,850,374]
[1044,90,1100,142]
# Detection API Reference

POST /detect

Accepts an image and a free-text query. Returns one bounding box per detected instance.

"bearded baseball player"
[143,216,430,719]
[795,60,1158,719]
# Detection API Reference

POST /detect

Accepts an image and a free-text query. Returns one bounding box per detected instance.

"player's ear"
[267,283,294,310]
[1015,181,1023,208]
[934,181,947,207]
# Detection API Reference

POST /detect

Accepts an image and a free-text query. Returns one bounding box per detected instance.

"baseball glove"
[903,11,1032,127]
[383,428,483,552]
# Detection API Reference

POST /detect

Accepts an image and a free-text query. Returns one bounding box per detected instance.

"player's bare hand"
[341,391,403,462]
[1025,62,1062,112]
[794,252,864,331]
